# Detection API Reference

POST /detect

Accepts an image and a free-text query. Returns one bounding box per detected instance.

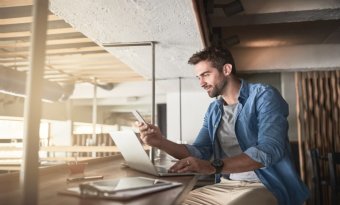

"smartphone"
[132,110,147,124]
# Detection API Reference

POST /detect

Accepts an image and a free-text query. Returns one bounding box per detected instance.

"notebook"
[110,130,196,176]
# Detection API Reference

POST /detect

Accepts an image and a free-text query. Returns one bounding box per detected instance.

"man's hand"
[169,156,215,175]
[136,122,164,148]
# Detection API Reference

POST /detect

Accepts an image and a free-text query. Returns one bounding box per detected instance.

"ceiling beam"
[210,8,340,27]
[0,46,105,57]
[61,72,127,79]
[18,65,131,72]
[1,20,73,33]
[0,5,35,18]
[44,64,129,70]
[1,55,115,64]
[44,52,115,59]
[43,68,129,74]
[44,75,143,83]
[47,59,122,66]
[214,0,340,13]
[0,37,92,48]
[0,27,78,38]
[0,15,60,25]
[0,0,32,8]
[2,59,122,67]
[232,44,340,72]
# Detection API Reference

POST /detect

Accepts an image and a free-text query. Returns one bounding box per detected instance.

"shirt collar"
[238,79,249,104]
[216,79,248,105]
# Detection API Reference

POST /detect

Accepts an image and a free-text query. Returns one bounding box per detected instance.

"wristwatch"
[211,159,224,174]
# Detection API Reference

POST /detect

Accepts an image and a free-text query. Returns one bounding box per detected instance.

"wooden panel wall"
[295,70,340,204]
[72,133,115,157]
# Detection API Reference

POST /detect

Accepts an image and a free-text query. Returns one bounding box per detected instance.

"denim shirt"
[185,80,309,205]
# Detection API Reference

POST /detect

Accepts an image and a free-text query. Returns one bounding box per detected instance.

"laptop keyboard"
[155,166,169,173]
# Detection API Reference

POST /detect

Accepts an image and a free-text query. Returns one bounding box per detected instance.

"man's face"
[194,60,227,98]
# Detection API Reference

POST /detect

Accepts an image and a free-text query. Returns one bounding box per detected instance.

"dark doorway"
[157,104,167,138]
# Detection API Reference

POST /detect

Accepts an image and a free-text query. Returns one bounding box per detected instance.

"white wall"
[166,91,213,143]
[281,72,298,141]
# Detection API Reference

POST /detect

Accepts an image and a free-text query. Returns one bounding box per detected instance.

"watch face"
[212,159,224,174]
[213,159,223,167]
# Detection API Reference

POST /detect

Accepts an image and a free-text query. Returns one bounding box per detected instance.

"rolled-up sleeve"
[244,146,272,166]
[185,144,204,158]
[184,126,214,160]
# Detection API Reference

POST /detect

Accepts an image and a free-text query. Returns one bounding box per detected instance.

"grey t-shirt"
[217,103,259,182]
[217,103,241,157]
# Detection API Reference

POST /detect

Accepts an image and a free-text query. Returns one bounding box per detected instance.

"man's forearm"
[222,153,264,174]
[157,138,191,159]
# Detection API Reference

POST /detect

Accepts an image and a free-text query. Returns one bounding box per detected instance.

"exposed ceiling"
[0,0,144,86]
[1,0,340,106]
[48,0,204,97]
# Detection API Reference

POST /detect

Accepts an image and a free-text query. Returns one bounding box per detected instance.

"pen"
[66,175,104,182]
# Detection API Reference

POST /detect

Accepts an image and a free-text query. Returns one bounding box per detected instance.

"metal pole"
[102,42,153,47]
[66,99,73,146]
[103,41,157,163]
[150,42,156,163]
[151,42,156,124]
[20,0,48,205]
[92,79,97,156]
[179,77,182,143]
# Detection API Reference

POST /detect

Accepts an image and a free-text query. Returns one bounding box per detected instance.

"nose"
[199,78,206,87]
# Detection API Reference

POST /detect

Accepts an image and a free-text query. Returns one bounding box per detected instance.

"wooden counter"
[0,155,197,205]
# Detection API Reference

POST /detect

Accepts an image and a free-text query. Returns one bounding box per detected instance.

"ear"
[222,64,233,76]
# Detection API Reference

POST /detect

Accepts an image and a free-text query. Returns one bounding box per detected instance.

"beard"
[207,77,228,98]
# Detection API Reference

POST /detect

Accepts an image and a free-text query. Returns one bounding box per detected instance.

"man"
[137,46,309,205]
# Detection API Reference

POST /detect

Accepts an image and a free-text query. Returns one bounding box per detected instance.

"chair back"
[310,148,328,205]
[328,152,340,205]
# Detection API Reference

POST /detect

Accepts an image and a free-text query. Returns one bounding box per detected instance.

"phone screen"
[132,110,147,124]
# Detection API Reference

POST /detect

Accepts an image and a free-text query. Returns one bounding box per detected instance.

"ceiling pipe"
[0,66,75,102]
[96,82,114,91]
[222,35,241,47]
[206,0,244,47]
[215,0,244,17]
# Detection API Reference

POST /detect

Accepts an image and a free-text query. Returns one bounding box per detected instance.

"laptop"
[110,130,196,177]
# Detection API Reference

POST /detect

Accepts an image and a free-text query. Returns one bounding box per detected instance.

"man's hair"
[188,46,236,74]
